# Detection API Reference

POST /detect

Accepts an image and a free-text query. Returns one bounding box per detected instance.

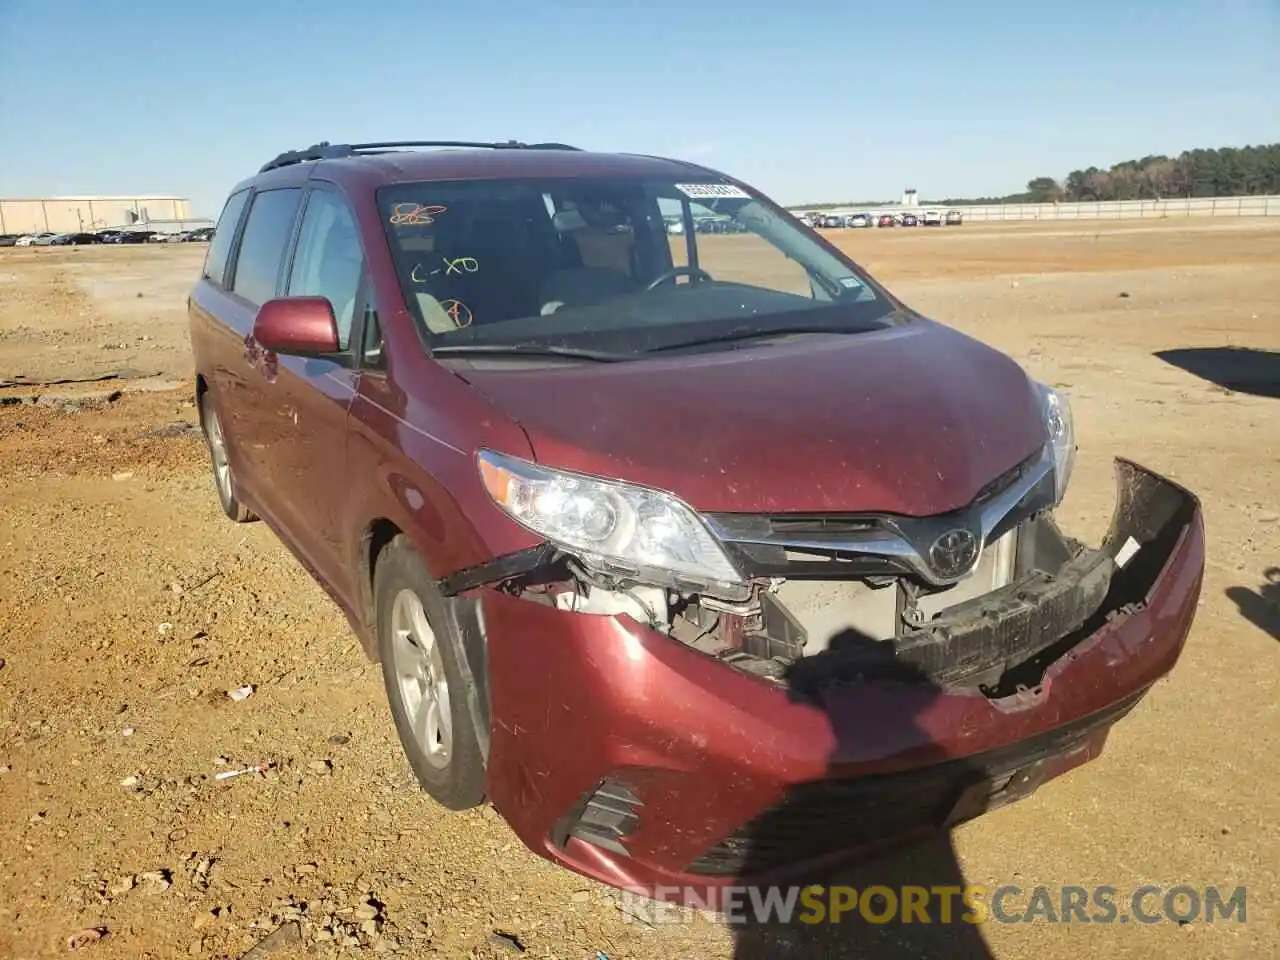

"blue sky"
[1,0,1277,216]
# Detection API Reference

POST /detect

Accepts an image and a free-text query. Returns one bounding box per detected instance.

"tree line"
[790,144,1280,209]
[944,144,1280,205]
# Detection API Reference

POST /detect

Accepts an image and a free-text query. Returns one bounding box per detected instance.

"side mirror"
[251,297,340,356]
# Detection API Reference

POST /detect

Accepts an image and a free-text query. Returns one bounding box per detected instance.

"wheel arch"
[195,374,209,428]
[359,516,493,764]
[358,516,403,654]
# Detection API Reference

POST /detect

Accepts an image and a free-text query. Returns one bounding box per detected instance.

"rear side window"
[203,189,250,285]
[230,188,302,305]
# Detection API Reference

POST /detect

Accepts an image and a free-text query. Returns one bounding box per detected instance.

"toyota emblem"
[928,528,979,580]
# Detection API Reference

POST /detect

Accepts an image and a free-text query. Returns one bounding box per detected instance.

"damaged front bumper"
[471,459,1204,889]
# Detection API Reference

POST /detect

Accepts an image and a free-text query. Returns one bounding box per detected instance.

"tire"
[199,394,256,523]
[375,535,486,810]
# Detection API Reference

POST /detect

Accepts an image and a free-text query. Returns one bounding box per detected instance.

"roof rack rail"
[259,140,582,173]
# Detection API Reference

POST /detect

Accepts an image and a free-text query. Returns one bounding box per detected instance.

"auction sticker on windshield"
[675,183,751,199]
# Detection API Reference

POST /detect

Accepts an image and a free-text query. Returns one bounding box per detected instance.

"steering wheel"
[645,265,713,291]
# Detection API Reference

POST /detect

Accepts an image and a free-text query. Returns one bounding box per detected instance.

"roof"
[234,143,724,196]
[326,148,710,181]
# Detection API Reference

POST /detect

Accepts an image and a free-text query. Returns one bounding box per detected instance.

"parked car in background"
[190,137,1203,897]
[0,234,19,247]
[847,213,873,228]
[877,214,895,227]
[16,232,57,246]
[820,214,844,228]
[32,233,62,246]
[901,213,919,226]
[946,209,964,226]
[921,210,943,226]
[50,232,104,246]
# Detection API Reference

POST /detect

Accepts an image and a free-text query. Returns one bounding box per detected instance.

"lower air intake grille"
[556,778,643,857]
[686,693,1141,877]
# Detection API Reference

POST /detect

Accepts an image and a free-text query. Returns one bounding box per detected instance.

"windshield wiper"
[431,343,633,363]
[644,324,876,354]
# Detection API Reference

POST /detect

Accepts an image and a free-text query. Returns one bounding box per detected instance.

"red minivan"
[189,140,1204,895]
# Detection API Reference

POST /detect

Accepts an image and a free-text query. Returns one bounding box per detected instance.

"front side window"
[287,190,364,349]
[378,177,899,359]
[231,188,302,306]
[203,189,250,286]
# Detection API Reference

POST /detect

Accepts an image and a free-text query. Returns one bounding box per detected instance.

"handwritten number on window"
[440,299,473,328]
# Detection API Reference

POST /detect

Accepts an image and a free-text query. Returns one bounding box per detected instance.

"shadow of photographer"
[728,627,998,959]
[1225,566,1280,641]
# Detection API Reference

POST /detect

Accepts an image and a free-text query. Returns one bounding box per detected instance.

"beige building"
[0,195,192,234]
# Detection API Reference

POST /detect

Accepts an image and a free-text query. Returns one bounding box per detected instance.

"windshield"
[377,177,903,357]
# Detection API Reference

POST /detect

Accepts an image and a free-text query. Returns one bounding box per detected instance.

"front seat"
[446,214,543,324]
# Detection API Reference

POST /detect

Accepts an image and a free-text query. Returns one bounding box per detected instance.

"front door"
[263,187,368,606]
[224,186,304,504]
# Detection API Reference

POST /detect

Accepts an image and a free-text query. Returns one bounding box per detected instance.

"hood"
[457,320,1048,515]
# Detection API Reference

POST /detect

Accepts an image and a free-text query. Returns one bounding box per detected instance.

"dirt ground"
[1,219,1277,960]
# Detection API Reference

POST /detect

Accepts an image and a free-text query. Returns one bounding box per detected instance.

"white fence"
[796,194,1280,222]
[938,194,1279,222]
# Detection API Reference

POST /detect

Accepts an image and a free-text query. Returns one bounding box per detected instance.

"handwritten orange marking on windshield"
[390,203,448,226]
[440,299,473,328]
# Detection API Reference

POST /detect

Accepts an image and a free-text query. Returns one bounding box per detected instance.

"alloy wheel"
[204,406,233,507]
[390,588,453,770]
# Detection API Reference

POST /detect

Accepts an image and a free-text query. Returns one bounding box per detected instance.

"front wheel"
[200,396,255,523]
[375,536,486,810]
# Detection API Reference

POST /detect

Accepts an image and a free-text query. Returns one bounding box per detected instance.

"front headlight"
[477,450,747,600]
[1035,382,1076,502]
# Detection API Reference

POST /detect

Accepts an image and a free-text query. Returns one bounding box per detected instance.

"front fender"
[341,368,538,765]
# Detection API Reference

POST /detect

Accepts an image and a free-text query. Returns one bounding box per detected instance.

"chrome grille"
[705,445,1055,586]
